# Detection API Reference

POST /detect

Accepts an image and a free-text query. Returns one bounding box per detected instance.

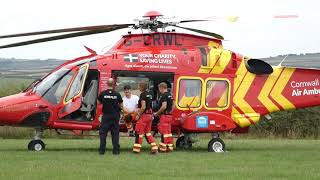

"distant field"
[0,138,319,180]
[0,78,33,97]
[0,77,33,86]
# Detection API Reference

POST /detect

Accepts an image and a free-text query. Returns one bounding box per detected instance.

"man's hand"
[135,114,140,121]
[153,112,158,117]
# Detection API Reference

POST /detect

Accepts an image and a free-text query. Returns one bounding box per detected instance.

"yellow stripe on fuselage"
[270,68,296,110]
[233,71,257,114]
[232,60,261,127]
[257,68,282,113]
[217,89,228,107]
[210,50,232,74]
[233,61,247,93]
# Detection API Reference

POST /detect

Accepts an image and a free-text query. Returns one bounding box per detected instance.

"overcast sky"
[0,0,319,60]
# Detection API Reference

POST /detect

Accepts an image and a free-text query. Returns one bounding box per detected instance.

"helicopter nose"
[0,105,9,125]
[0,100,17,124]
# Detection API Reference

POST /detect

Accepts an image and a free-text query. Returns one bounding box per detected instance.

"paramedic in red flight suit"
[132,82,158,154]
[153,82,174,152]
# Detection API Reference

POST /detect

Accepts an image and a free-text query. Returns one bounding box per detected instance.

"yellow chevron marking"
[232,60,263,127]
[208,41,222,49]
[208,48,221,66]
[198,68,210,73]
[198,48,221,73]
[233,61,247,94]
[198,41,222,73]
[232,108,251,127]
[270,68,296,110]
[210,50,232,74]
[233,72,256,114]
[178,96,201,108]
[257,68,283,113]
[217,89,228,107]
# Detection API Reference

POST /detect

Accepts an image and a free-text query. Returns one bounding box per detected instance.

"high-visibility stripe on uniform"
[133,148,141,153]
[159,143,167,151]
[163,134,172,138]
[133,144,142,148]
[146,133,152,136]
[167,144,174,152]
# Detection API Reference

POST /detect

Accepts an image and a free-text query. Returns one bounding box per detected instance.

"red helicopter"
[0,11,319,152]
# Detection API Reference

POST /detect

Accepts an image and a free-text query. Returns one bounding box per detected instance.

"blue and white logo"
[196,116,208,128]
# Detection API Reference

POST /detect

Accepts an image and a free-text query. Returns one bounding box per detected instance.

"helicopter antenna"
[278,54,289,67]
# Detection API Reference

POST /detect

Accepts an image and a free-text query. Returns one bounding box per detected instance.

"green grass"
[0,138,319,180]
[0,78,33,97]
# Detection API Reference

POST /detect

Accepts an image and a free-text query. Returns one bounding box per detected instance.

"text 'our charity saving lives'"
[124,53,178,69]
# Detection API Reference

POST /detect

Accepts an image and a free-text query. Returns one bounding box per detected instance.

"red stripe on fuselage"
[243,75,270,115]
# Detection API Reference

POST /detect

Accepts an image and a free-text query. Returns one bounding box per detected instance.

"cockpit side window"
[35,69,74,104]
[34,68,75,104]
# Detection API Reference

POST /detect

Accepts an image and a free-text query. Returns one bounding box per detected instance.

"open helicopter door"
[57,63,89,118]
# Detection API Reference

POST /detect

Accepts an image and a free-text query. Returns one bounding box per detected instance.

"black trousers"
[99,114,120,154]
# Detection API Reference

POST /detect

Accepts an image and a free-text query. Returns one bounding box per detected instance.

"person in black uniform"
[97,78,123,155]
[153,82,174,152]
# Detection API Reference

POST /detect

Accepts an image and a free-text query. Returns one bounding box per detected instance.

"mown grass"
[0,138,319,180]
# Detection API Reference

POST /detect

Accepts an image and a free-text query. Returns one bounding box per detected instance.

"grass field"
[0,138,319,180]
[0,78,33,97]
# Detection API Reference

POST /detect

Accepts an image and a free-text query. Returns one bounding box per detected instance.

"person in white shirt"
[122,85,139,135]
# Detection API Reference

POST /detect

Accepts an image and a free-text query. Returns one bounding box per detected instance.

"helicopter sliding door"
[57,64,89,118]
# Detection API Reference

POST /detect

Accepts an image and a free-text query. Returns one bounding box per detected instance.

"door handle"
[37,105,48,109]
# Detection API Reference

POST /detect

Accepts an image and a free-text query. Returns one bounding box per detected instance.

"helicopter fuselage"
[0,32,319,136]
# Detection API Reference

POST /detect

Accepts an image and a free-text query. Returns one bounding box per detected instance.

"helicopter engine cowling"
[245,59,273,75]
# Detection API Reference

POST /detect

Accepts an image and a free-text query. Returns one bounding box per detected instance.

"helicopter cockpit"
[30,61,99,122]
[32,67,74,104]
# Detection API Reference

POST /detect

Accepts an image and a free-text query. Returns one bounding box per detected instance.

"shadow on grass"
[0,146,303,153]
[1,146,209,153]
[1,140,318,153]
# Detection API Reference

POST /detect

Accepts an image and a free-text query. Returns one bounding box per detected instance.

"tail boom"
[232,66,320,128]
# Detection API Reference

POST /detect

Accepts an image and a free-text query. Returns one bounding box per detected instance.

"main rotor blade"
[179,19,210,23]
[172,25,224,40]
[0,25,130,49]
[0,24,134,39]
